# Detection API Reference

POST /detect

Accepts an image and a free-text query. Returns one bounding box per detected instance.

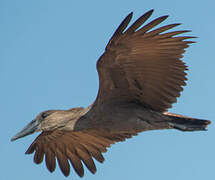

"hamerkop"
[11,9,211,177]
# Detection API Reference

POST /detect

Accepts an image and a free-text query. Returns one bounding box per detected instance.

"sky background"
[1,0,214,179]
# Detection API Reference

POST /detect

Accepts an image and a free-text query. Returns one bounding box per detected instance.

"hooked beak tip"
[11,137,15,142]
[10,136,18,142]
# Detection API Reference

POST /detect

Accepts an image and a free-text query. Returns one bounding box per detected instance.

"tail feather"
[163,112,211,131]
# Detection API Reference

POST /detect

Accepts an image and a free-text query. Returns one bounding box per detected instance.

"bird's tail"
[163,112,211,131]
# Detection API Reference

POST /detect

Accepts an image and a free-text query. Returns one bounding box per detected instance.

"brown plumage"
[11,9,211,177]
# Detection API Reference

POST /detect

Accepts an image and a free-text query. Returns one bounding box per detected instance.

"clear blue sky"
[1,0,214,180]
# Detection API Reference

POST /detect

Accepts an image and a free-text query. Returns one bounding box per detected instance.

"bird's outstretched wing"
[95,9,195,112]
[25,129,138,177]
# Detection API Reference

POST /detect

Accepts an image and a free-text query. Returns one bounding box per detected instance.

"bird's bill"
[11,119,39,141]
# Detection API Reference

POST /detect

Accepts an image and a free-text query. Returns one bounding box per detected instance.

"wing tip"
[146,9,154,16]
[161,15,169,20]
[128,11,133,16]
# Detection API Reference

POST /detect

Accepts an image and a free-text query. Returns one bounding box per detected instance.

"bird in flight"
[11,9,211,177]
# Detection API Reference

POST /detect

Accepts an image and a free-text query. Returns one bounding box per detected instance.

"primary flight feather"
[11,9,211,177]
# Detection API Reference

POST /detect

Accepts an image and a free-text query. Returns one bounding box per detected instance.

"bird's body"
[11,9,211,177]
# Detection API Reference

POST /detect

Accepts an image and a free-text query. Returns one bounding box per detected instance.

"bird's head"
[11,108,84,142]
[11,110,57,141]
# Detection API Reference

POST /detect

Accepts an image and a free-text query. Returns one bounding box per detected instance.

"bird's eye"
[41,112,49,118]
